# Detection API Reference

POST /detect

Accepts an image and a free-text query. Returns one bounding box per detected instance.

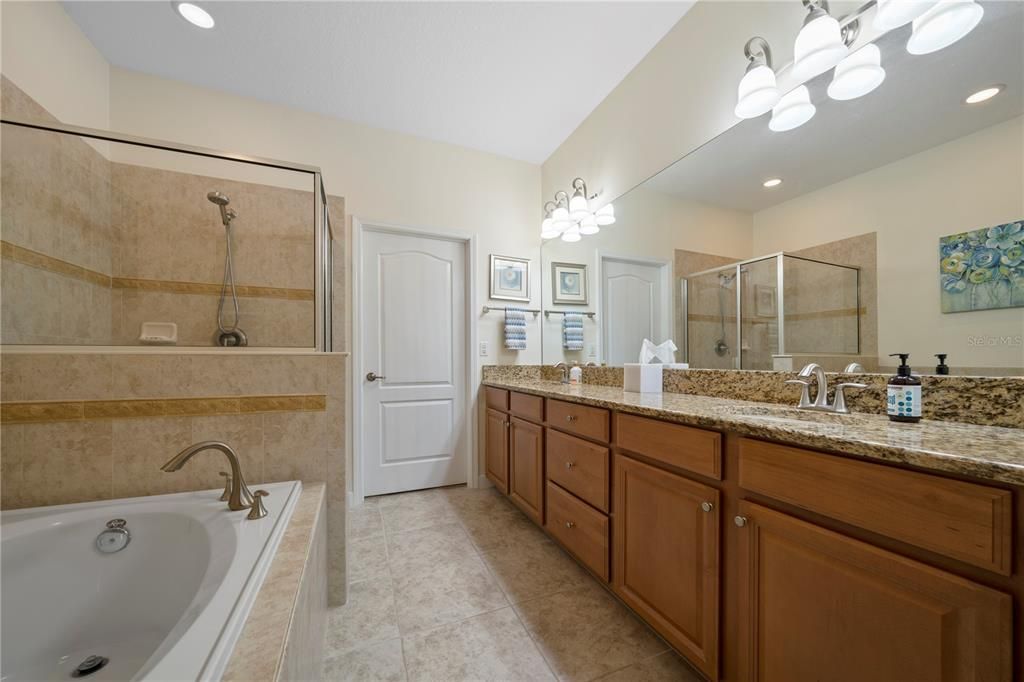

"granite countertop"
[483,378,1024,486]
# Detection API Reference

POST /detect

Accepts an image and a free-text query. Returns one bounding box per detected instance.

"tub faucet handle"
[247,490,270,520]
[218,471,232,502]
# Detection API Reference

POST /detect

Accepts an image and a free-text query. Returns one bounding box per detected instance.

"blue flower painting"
[939,221,1024,313]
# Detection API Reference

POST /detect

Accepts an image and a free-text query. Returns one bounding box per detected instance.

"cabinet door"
[736,501,1011,682]
[484,408,509,494]
[509,417,544,523]
[613,454,719,680]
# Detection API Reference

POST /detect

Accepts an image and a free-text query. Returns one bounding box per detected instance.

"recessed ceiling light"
[173,2,215,29]
[965,85,1004,105]
[763,178,783,188]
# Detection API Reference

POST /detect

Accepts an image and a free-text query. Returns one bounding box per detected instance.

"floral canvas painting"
[939,221,1024,313]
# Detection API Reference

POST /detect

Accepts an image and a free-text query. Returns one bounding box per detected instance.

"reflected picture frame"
[490,254,531,302]
[552,261,588,305]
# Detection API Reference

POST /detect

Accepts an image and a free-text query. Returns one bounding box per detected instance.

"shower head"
[207,191,236,227]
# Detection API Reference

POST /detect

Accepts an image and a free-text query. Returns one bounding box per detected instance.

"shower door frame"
[684,252,860,369]
[0,116,334,352]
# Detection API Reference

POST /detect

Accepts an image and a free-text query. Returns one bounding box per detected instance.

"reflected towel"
[563,313,584,351]
[504,306,527,351]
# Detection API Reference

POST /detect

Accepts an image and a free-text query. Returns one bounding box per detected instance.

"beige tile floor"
[324,485,703,681]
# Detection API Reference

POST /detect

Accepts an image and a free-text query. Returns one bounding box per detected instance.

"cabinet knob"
[700,501,713,513]
[504,421,510,428]
[565,521,576,529]
[734,515,748,527]
[565,461,576,470]
[566,415,578,423]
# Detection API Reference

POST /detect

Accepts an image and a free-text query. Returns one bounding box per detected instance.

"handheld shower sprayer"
[207,190,246,346]
[207,191,237,227]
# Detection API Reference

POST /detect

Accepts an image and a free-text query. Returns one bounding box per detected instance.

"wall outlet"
[479,341,489,357]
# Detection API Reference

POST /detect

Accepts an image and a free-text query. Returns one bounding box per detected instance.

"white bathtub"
[1,480,301,682]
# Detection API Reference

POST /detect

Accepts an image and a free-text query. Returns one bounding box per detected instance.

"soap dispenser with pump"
[887,353,922,423]
[934,354,950,375]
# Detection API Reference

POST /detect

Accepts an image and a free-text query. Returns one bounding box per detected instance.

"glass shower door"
[684,267,738,369]
[738,256,781,370]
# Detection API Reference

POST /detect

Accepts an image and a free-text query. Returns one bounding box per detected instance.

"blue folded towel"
[563,313,584,351]
[504,306,527,351]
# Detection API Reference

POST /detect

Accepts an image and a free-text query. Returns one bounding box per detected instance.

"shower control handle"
[366,372,386,382]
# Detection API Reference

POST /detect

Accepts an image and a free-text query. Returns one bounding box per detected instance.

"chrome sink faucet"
[786,363,866,414]
[553,362,570,384]
[161,441,256,512]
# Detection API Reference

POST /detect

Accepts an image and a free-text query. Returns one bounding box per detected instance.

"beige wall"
[753,117,1024,373]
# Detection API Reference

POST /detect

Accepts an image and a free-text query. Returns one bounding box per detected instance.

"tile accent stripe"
[687,307,867,323]
[1,394,326,423]
[1,240,315,301]
[111,277,315,301]
[1,240,111,287]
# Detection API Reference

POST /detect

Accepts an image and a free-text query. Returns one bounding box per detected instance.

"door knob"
[366,372,386,382]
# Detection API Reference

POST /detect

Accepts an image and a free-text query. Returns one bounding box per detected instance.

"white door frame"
[351,218,478,507]
[595,251,673,365]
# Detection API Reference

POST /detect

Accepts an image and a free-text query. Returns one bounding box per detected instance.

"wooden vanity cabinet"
[613,453,720,680]
[484,407,509,493]
[735,501,1012,682]
[509,417,544,523]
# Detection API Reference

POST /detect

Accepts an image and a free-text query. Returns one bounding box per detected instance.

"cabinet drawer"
[547,399,610,443]
[546,481,609,580]
[739,438,1013,575]
[546,428,610,512]
[509,391,544,422]
[615,413,722,480]
[485,387,509,411]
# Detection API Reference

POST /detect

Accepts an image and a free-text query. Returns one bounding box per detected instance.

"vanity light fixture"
[793,0,848,81]
[763,178,783,188]
[828,43,886,100]
[769,85,816,132]
[873,0,935,31]
[734,37,781,119]
[173,2,215,29]
[541,178,613,241]
[965,84,1003,104]
[568,178,590,220]
[907,0,983,55]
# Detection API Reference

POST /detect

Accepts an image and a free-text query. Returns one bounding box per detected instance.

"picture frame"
[552,261,588,305]
[489,255,530,302]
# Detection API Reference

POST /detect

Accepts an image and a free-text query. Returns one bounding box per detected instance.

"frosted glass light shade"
[907,0,983,55]
[541,217,561,240]
[595,203,616,226]
[793,14,848,80]
[735,64,780,119]
[568,192,589,220]
[828,44,886,100]
[561,225,582,242]
[873,0,935,30]
[579,215,600,235]
[769,86,816,132]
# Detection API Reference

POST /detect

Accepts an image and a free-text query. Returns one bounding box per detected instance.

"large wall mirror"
[542,1,1023,376]
[1,88,331,349]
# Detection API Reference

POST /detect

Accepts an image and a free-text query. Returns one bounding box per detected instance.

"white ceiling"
[62,1,693,164]
[644,0,1024,212]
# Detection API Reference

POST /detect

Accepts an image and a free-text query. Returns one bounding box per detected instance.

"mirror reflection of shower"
[713,271,736,357]
[207,191,247,347]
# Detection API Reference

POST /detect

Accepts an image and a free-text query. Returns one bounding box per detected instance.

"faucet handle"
[218,471,232,502]
[246,490,270,520]
[785,378,814,408]
[833,382,867,414]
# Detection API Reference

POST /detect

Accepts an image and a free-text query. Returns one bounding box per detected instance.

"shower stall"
[682,253,860,370]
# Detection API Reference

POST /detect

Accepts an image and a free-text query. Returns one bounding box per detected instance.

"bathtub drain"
[72,655,109,677]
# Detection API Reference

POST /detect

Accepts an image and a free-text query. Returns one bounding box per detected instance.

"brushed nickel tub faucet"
[162,441,256,512]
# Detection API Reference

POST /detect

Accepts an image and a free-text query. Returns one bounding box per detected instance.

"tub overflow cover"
[95,518,131,554]
[72,655,109,677]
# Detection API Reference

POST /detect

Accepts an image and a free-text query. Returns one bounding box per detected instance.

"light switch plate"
[479,341,489,357]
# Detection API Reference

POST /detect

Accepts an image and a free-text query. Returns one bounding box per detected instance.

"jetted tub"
[1,480,302,681]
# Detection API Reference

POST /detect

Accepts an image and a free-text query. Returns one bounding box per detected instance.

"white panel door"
[602,257,668,366]
[361,229,467,496]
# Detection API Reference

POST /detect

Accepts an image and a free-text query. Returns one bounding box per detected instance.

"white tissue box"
[624,364,663,393]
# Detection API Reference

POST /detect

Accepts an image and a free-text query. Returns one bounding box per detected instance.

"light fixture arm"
[841,17,861,46]
[553,190,569,208]
[543,200,557,218]
[743,36,774,70]
[571,177,588,198]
